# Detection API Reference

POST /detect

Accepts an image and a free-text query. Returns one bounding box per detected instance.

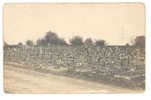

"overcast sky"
[4,3,145,45]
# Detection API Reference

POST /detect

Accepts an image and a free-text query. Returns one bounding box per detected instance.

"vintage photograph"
[3,3,145,93]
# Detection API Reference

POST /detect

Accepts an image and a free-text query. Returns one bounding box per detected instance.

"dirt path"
[4,64,143,93]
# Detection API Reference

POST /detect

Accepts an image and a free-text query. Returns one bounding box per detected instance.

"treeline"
[4,30,145,48]
[26,31,106,47]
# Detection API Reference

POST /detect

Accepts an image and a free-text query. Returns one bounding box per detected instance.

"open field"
[4,64,143,93]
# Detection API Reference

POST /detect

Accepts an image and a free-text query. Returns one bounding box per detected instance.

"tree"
[57,38,68,45]
[36,38,47,46]
[134,36,145,48]
[44,31,59,45]
[18,42,23,46]
[36,39,41,46]
[95,40,106,46]
[69,36,84,46]
[26,40,33,46]
[36,31,68,46]
[84,38,93,46]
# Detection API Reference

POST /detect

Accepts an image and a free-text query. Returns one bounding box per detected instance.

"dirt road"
[4,64,143,93]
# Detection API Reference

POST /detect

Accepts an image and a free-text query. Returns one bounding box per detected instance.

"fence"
[4,45,144,72]
[4,45,145,88]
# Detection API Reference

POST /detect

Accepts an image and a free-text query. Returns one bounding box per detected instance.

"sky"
[3,3,145,45]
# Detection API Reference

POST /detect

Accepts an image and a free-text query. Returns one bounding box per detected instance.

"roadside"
[4,64,143,93]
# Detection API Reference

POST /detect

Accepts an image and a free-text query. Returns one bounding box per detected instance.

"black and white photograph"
[3,3,145,93]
